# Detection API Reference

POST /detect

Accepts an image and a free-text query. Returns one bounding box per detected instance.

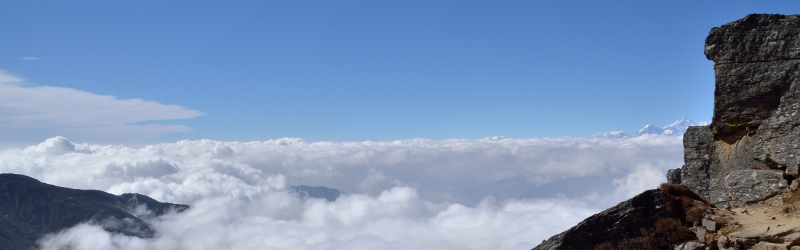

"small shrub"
[659,183,709,204]
[594,242,614,250]
[683,200,710,223]
[659,183,711,223]
[655,218,695,244]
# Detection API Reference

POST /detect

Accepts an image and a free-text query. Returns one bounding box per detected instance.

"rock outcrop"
[533,14,800,250]
[0,173,189,249]
[533,183,711,250]
[678,14,800,208]
[532,190,672,250]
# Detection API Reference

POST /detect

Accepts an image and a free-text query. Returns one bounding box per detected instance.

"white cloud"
[1,135,684,249]
[21,57,41,61]
[0,70,24,84]
[0,135,682,204]
[38,193,597,250]
[357,168,403,195]
[0,70,203,144]
[612,162,667,199]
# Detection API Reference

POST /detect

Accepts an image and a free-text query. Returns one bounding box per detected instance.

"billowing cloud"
[1,135,683,249]
[0,70,203,144]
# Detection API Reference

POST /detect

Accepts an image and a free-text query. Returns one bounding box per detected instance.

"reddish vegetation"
[661,183,712,223]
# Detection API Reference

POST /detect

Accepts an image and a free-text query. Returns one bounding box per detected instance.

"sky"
[2,1,798,147]
[2,1,800,249]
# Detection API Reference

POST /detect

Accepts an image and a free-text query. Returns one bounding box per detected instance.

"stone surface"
[703,218,719,232]
[696,226,708,243]
[682,241,704,250]
[725,170,787,203]
[531,189,673,250]
[705,14,800,64]
[0,174,189,250]
[681,126,714,199]
[668,168,683,184]
[749,242,788,250]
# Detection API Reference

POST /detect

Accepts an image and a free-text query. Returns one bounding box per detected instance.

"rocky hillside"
[0,173,188,249]
[533,14,800,250]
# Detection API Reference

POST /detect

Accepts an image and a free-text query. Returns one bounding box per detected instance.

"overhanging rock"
[673,14,800,208]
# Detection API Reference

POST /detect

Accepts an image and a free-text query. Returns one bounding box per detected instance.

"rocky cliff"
[679,14,800,209]
[533,14,800,250]
[0,173,188,249]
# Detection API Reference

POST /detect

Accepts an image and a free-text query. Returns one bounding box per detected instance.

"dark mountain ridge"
[0,173,188,249]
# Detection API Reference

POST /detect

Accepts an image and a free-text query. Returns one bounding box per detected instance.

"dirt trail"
[711,189,800,249]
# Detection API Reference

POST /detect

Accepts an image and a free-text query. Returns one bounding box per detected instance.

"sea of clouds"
[0,135,683,250]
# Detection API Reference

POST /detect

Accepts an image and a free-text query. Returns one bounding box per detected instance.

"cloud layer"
[0,70,203,146]
[0,135,683,249]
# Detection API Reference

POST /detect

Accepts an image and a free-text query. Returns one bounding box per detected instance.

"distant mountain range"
[590,117,709,138]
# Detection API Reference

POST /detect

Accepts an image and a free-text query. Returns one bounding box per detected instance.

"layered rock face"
[0,174,189,249]
[675,14,800,208]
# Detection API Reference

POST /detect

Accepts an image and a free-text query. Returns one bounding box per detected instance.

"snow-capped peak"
[591,117,708,138]
[663,117,695,133]
[636,117,698,136]
[635,124,666,136]
[590,130,630,138]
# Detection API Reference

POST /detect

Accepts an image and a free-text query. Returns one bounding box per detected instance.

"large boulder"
[531,190,672,250]
[725,170,787,203]
[680,126,714,199]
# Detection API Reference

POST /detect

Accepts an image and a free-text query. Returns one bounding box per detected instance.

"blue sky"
[2,1,799,146]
